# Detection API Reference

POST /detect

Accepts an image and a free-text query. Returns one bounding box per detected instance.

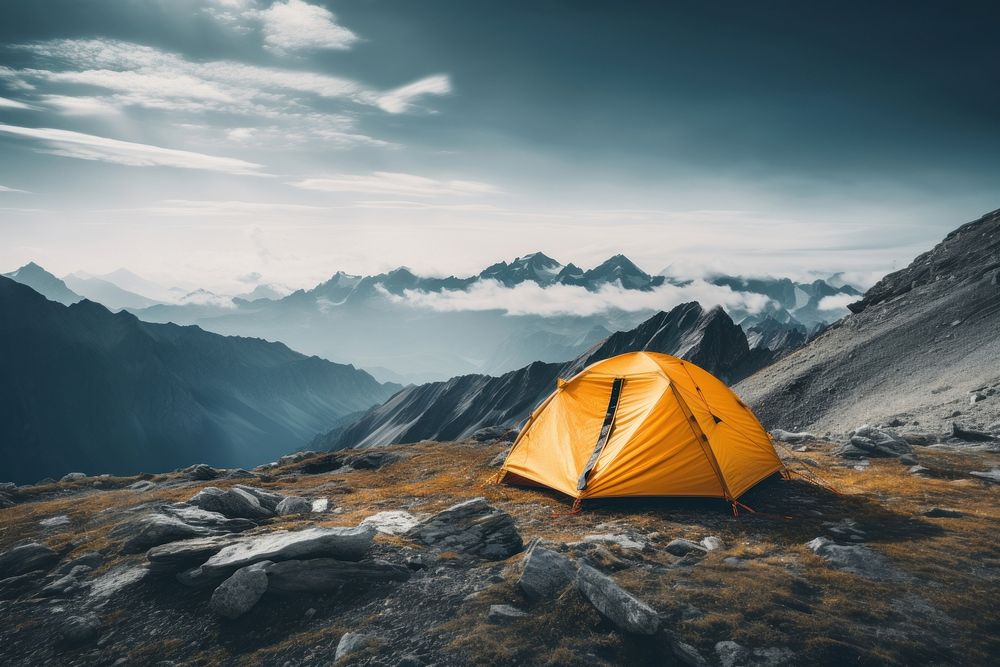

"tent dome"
[499,351,782,501]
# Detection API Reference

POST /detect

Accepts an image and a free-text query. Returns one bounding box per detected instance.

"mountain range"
[324,302,777,449]
[0,276,400,484]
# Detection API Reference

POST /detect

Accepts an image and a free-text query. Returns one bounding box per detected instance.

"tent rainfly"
[498,351,784,510]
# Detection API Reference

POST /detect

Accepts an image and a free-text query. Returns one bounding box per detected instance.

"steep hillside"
[736,208,1000,434]
[330,303,767,449]
[0,277,399,483]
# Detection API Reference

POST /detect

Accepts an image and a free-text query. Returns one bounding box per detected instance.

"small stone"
[128,480,155,492]
[922,507,963,518]
[60,472,86,482]
[715,641,749,667]
[665,539,708,557]
[898,454,918,465]
[672,640,709,667]
[39,515,71,529]
[335,633,373,662]
[187,464,220,481]
[576,564,660,635]
[226,469,256,479]
[311,498,330,513]
[345,451,399,470]
[210,564,269,619]
[304,607,316,619]
[722,556,746,568]
[908,465,931,476]
[487,604,528,624]
[582,533,647,550]
[700,536,724,551]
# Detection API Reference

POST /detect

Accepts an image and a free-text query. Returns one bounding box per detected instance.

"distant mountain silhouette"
[3,262,81,305]
[0,276,400,483]
[326,302,775,449]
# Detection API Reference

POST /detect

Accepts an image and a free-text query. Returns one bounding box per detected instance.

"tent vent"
[576,377,624,491]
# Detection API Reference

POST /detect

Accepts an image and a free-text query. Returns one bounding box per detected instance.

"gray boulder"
[700,536,724,551]
[840,425,912,458]
[115,514,213,554]
[345,451,399,470]
[361,510,419,535]
[200,526,375,578]
[576,564,660,635]
[128,480,156,492]
[771,429,815,443]
[275,496,312,516]
[56,551,104,575]
[60,472,86,482]
[406,498,522,561]
[210,564,270,619]
[335,632,374,662]
[487,604,528,624]
[188,487,273,519]
[159,504,257,532]
[806,537,901,580]
[226,469,256,479]
[715,641,748,667]
[233,485,286,512]
[264,558,409,593]
[186,464,220,481]
[517,543,577,601]
[59,613,101,644]
[665,539,708,557]
[146,535,243,573]
[88,565,148,598]
[0,570,48,599]
[0,542,60,578]
[40,565,93,598]
[970,468,1000,483]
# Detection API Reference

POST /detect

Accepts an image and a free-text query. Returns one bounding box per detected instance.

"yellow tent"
[498,351,783,506]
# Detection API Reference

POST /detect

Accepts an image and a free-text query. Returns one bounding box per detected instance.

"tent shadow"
[534,474,946,547]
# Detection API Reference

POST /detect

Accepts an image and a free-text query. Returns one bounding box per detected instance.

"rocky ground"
[1,434,998,667]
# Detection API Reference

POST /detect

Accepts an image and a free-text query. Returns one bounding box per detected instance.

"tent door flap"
[577,377,625,491]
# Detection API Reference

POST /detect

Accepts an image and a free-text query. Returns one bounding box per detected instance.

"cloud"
[104,199,327,215]
[290,171,498,196]
[259,0,360,53]
[0,96,37,110]
[0,124,265,174]
[237,271,263,283]
[374,75,452,113]
[0,184,31,194]
[41,94,121,116]
[381,278,773,318]
[817,293,857,311]
[6,39,450,125]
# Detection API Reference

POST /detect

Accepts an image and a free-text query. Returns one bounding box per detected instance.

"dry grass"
[2,438,997,665]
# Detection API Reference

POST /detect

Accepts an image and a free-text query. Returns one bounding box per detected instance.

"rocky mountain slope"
[736,208,1000,435]
[0,436,996,666]
[328,303,776,449]
[0,277,400,483]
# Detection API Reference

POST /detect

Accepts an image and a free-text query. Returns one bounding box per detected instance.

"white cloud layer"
[0,95,36,110]
[260,0,359,53]
[381,279,773,317]
[817,293,857,311]
[0,124,264,174]
[290,171,498,196]
[0,184,31,194]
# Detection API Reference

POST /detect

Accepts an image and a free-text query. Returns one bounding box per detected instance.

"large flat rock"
[264,558,410,593]
[406,498,522,560]
[200,526,375,578]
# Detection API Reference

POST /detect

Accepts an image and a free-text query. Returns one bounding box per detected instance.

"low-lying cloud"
[381,279,773,317]
[817,293,857,311]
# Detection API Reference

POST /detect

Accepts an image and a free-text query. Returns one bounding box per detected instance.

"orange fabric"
[500,351,782,501]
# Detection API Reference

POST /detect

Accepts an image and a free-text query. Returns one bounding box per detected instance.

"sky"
[1,1,998,294]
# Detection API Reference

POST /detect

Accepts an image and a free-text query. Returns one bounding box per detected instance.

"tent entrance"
[577,377,625,491]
